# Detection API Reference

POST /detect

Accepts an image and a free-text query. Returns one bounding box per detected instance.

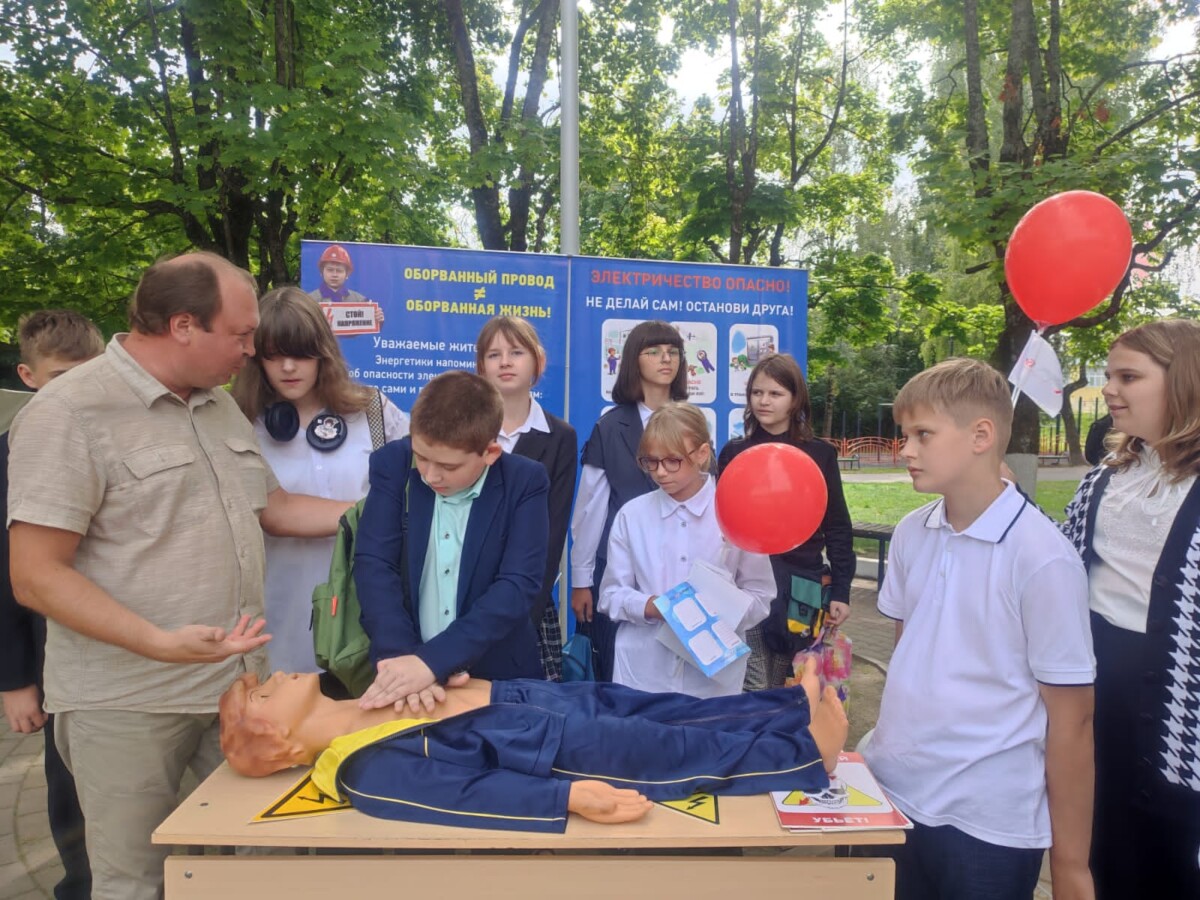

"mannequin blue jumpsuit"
[321,679,829,833]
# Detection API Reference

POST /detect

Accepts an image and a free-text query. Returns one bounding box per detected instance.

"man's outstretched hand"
[567,781,654,824]
[156,614,271,663]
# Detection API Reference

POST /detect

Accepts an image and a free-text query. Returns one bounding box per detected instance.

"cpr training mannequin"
[220,658,848,833]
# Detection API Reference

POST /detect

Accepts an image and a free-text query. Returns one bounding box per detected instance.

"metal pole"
[559,0,580,255]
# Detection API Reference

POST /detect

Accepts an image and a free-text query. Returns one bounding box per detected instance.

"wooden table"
[155,763,902,899]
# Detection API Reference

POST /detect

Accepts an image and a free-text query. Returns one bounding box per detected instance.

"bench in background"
[852,522,895,586]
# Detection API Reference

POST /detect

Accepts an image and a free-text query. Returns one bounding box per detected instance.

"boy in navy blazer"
[355,371,549,713]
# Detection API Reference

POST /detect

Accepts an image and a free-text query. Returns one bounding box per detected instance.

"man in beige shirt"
[7,252,353,900]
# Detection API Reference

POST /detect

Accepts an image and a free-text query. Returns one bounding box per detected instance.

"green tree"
[872,0,1200,452]
[0,0,451,327]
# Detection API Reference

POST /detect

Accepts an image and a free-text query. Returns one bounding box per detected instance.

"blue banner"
[301,241,569,416]
[567,256,808,454]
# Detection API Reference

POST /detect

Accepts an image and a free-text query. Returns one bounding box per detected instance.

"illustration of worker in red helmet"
[309,244,369,304]
[308,243,384,333]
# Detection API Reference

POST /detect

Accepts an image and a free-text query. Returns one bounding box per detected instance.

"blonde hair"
[1104,319,1200,479]
[17,310,104,364]
[640,402,714,472]
[474,316,547,384]
[894,358,1013,453]
[232,287,373,421]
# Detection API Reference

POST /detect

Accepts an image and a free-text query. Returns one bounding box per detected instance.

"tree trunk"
[505,0,557,251]
[963,0,989,175]
[724,0,746,264]
[1060,367,1088,465]
[822,373,836,438]
[441,0,505,249]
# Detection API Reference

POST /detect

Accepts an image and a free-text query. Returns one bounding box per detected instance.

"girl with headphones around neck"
[233,287,409,673]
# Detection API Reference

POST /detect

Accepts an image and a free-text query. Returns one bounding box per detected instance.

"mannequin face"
[221,672,329,776]
[247,671,324,733]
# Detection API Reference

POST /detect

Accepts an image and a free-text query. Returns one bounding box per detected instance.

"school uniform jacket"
[1063,464,1200,808]
[580,403,656,580]
[355,437,549,682]
[512,411,577,626]
[310,681,830,834]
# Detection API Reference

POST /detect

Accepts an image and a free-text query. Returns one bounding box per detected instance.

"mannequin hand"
[567,781,653,824]
[570,587,594,623]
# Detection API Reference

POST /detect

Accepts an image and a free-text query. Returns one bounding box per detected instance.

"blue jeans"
[890,821,1043,900]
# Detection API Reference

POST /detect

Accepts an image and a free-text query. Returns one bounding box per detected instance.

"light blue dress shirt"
[418,467,489,641]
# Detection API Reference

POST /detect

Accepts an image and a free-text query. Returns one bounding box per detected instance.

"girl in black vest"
[1062,318,1200,899]
[717,353,855,690]
[570,321,688,681]
[475,316,577,681]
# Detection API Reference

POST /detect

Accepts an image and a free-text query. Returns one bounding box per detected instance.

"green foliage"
[0,0,454,329]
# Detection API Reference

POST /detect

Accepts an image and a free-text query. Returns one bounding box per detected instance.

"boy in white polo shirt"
[863,358,1095,900]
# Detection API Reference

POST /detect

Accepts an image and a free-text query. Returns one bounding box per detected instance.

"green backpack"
[311,499,375,697]
[311,391,395,697]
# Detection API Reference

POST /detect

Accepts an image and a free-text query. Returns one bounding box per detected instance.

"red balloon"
[715,443,828,554]
[1005,190,1132,327]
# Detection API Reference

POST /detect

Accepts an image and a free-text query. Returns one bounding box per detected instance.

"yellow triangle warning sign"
[846,783,883,807]
[253,771,353,822]
[658,792,719,825]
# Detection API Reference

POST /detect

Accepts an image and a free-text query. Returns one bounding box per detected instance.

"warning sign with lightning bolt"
[253,771,353,822]
[657,791,719,824]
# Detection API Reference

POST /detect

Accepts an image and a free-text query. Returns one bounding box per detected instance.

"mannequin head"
[219,672,327,776]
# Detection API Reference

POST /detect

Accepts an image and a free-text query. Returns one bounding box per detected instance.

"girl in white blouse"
[598,403,774,698]
[233,287,408,673]
[1062,318,1200,899]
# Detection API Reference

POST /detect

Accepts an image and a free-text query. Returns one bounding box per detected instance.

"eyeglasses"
[637,455,685,473]
[640,347,680,360]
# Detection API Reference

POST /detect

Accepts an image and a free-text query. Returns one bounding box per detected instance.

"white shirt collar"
[923,480,1030,543]
[655,474,716,519]
[499,396,551,440]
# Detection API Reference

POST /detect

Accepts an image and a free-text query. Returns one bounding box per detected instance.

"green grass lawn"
[844,479,1080,534]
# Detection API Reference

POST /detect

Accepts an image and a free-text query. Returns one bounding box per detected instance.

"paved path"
[0,723,59,899]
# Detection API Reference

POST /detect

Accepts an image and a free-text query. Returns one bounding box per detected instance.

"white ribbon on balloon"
[1008,329,1065,416]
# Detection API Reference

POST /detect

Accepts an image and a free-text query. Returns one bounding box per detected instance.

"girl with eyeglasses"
[475,316,578,681]
[569,320,689,681]
[717,353,855,690]
[232,287,409,673]
[597,403,774,696]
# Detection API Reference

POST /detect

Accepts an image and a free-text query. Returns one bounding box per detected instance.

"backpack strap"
[366,389,386,450]
[399,452,415,621]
